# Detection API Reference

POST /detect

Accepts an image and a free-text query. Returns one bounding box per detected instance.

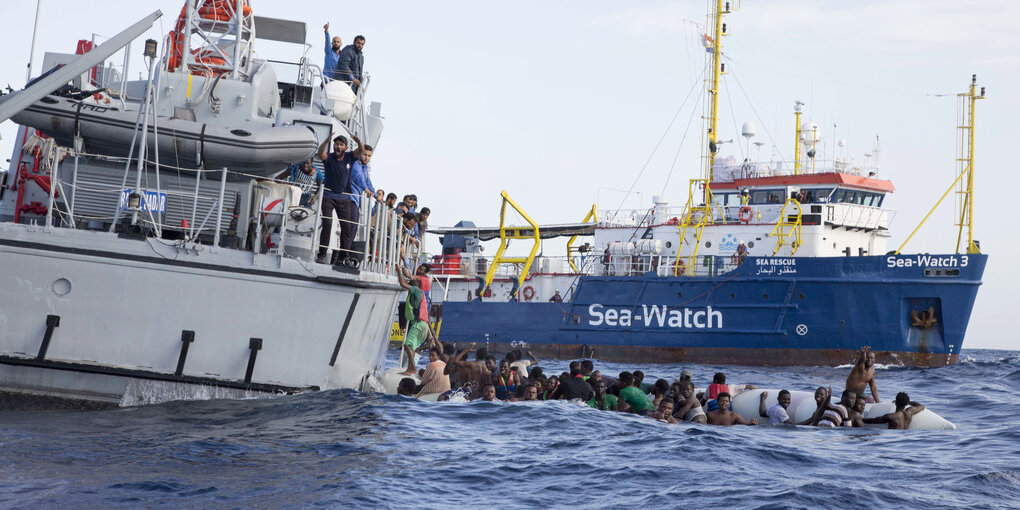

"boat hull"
[437,254,986,367]
[0,224,402,406]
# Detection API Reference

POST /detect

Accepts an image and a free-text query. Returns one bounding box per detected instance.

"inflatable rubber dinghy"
[732,389,955,431]
[12,95,318,178]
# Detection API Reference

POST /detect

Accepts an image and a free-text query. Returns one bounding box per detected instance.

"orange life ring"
[738,206,753,224]
[522,286,535,300]
[673,259,686,276]
[166,0,252,72]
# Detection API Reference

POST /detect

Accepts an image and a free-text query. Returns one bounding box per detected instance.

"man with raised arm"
[863,392,925,430]
[323,23,342,80]
[396,270,428,376]
[445,342,492,400]
[846,345,880,403]
[315,133,363,264]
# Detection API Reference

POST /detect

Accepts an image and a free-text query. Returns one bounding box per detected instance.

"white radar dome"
[324,81,356,121]
[741,121,756,138]
[800,122,821,145]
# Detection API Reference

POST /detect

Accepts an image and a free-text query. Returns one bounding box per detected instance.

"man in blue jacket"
[323,23,342,80]
[338,35,366,93]
[338,144,376,264]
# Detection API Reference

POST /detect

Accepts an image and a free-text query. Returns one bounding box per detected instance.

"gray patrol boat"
[0,2,406,407]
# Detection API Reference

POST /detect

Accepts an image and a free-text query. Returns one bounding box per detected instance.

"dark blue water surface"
[2,349,1019,509]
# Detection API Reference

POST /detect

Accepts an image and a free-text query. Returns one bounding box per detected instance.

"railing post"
[213,167,227,249]
[309,185,323,263]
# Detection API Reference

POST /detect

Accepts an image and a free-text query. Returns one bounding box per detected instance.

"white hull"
[0,223,401,405]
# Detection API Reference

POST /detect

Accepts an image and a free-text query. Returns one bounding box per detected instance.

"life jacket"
[708,383,729,400]
[494,374,516,399]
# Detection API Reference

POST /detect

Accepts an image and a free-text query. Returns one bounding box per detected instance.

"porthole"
[705,241,712,248]
[729,293,735,299]
[763,294,769,300]
[665,241,672,248]
[748,241,755,248]
[231,129,252,137]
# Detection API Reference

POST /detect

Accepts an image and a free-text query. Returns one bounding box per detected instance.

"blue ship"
[423,2,987,367]
[436,253,985,366]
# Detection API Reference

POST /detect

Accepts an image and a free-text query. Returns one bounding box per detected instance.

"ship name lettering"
[588,304,721,329]
[886,255,966,268]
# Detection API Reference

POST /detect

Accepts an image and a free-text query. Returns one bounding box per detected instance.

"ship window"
[833,189,846,203]
[752,190,768,204]
[874,194,885,207]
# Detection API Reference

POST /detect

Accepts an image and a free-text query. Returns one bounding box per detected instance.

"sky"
[0,0,1017,350]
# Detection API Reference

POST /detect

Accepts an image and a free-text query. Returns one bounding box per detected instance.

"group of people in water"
[397,344,927,430]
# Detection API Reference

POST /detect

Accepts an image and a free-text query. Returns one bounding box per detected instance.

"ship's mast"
[703,0,730,187]
[955,75,985,254]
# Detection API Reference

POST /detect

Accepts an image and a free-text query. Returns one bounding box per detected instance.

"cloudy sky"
[1,0,1016,350]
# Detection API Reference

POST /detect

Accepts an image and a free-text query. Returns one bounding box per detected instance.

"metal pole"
[309,185,322,263]
[131,56,157,226]
[231,0,244,79]
[119,42,130,108]
[25,0,42,85]
[45,149,57,228]
[68,135,81,226]
[213,166,227,248]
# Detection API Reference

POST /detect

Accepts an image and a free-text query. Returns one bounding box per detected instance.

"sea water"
[1,349,1018,508]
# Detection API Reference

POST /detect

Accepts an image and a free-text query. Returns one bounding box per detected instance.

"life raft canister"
[738,206,753,224]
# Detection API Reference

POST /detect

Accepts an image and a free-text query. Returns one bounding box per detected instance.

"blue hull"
[438,254,986,366]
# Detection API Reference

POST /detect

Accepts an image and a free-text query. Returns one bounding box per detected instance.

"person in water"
[650,399,679,424]
[618,372,655,415]
[673,381,705,424]
[396,377,417,396]
[707,393,756,426]
[492,360,521,400]
[846,345,880,403]
[863,392,925,430]
[845,391,867,428]
[759,390,795,425]
[817,389,856,427]
[587,379,618,411]
[511,384,540,402]
[415,344,451,397]
[445,343,492,399]
[476,383,499,402]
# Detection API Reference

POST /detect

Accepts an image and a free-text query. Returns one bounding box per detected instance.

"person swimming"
[863,392,925,430]
[706,393,756,426]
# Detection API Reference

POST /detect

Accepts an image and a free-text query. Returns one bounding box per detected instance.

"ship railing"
[28,147,402,277]
[824,203,894,230]
[592,253,742,277]
[713,158,880,179]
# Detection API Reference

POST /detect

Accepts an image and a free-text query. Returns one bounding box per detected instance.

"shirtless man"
[707,393,756,426]
[863,392,925,430]
[846,345,880,403]
[445,342,492,399]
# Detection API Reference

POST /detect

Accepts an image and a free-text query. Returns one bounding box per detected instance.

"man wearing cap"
[316,133,363,264]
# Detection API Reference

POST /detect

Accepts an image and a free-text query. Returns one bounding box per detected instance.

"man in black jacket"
[338,35,366,93]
